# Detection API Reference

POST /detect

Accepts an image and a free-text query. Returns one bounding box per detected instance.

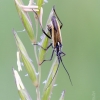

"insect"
[33,6,73,87]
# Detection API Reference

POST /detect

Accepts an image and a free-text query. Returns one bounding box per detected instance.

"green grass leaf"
[13,30,38,87]
[14,0,35,43]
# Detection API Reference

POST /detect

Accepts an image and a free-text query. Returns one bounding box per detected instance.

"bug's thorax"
[54,42,62,56]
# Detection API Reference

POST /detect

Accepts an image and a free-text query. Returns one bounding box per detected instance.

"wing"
[52,18,62,48]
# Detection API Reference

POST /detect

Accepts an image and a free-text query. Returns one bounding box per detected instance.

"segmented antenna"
[60,57,73,86]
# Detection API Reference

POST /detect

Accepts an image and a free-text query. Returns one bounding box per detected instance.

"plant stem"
[33,16,41,100]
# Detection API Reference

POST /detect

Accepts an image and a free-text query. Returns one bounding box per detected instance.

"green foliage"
[15,0,35,43]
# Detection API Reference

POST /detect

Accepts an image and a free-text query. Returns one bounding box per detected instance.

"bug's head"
[55,42,62,56]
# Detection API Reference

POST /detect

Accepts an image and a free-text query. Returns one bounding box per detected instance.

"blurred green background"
[0,0,100,100]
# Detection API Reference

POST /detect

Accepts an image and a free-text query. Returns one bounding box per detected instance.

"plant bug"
[33,6,73,87]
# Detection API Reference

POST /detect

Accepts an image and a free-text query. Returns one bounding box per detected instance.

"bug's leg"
[45,59,60,90]
[32,9,51,39]
[33,43,52,51]
[53,6,63,29]
[33,43,46,50]
[60,52,66,57]
[42,29,51,39]
[45,43,52,50]
[39,49,54,65]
